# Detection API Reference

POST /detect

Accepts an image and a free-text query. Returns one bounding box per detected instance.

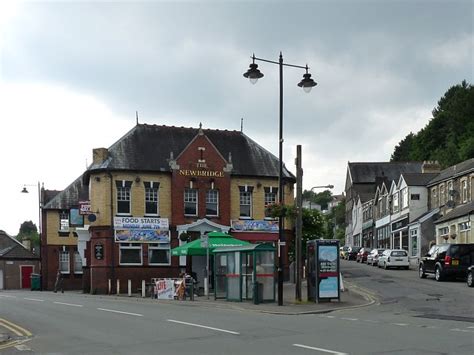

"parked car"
[419,243,474,281]
[367,248,385,266]
[378,249,409,269]
[346,246,361,260]
[356,248,371,263]
[467,265,474,287]
[340,246,350,259]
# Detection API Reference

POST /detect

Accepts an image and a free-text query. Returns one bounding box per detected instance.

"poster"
[155,279,175,300]
[316,240,340,301]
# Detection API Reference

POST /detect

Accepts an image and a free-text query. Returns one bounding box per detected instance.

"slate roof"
[0,230,39,259]
[348,162,424,184]
[43,175,89,209]
[402,173,439,186]
[434,201,474,224]
[86,124,295,180]
[427,158,474,186]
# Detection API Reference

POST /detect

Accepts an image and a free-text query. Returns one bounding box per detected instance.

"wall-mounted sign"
[115,229,170,243]
[94,244,104,260]
[391,218,408,232]
[231,220,278,232]
[79,201,92,215]
[114,217,169,230]
[178,169,225,178]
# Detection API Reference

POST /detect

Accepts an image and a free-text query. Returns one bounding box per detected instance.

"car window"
[391,250,407,257]
[437,245,449,253]
[428,245,437,255]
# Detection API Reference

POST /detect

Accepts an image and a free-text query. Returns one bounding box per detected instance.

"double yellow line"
[0,318,32,350]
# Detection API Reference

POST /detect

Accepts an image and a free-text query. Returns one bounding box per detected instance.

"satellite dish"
[88,214,97,222]
[446,200,455,208]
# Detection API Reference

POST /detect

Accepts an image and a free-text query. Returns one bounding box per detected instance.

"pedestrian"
[54,270,64,293]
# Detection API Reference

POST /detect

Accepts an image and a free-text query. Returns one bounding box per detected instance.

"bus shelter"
[213,243,275,303]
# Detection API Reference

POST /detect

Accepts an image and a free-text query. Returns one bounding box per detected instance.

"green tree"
[16,220,40,255]
[302,189,333,210]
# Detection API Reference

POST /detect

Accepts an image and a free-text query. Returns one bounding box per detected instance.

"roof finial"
[136,111,139,125]
[241,117,243,132]
[198,122,203,135]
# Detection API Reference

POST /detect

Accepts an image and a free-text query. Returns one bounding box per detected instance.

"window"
[459,221,470,231]
[447,180,454,200]
[59,251,70,273]
[144,181,159,216]
[184,188,198,216]
[401,188,408,209]
[59,211,69,233]
[264,187,278,218]
[410,229,418,257]
[69,208,84,227]
[119,243,142,265]
[410,194,420,200]
[438,227,449,239]
[439,184,446,206]
[392,192,399,213]
[149,243,171,265]
[74,251,83,274]
[239,186,253,218]
[431,187,438,208]
[461,179,468,203]
[206,189,219,216]
[116,180,132,215]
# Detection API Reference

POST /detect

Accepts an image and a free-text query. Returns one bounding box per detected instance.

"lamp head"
[243,54,264,84]
[297,66,317,93]
[21,186,29,193]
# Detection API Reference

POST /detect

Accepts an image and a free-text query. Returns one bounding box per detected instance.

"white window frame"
[438,227,449,239]
[184,188,198,216]
[148,243,171,266]
[392,192,399,213]
[145,182,159,216]
[239,190,252,219]
[205,189,219,217]
[401,188,408,209]
[119,243,143,266]
[117,181,132,215]
[59,250,70,274]
[59,210,70,233]
[264,189,278,219]
[73,251,83,274]
[459,221,470,232]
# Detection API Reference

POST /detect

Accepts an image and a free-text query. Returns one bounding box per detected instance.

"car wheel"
[419,265,426,278]
[435,266,444,282]
[467,271,473,288]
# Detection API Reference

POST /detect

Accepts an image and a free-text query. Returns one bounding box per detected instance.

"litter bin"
[253,282,263,305]
[30,273,41,291]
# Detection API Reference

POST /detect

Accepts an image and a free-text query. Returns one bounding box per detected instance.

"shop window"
[144,181,160,216]
[206,189,219,216]
[59,250,70,274]
[116,180,132,215]
[149,243,171,265]
[119,243,142,265]
[184,188,198,216]
[74,251,83,274]
[70,208,84,227]
[239,186,253,218]
[264,187,278,219]
[59,210,70,233]
[410,229,418,257]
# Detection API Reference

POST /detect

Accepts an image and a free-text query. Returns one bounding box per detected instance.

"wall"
[0,259,39,290]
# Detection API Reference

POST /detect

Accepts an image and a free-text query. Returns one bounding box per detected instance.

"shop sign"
[94,244,104,260]
[79,201,92,215]
[316,239,340,301]
[391,218,408,232]
[178,169,225,178]
[115,229,170,243]
[231,220,279,232]
[114,217,169,230]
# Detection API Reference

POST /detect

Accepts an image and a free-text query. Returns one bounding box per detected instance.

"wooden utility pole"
[295,145,303,301]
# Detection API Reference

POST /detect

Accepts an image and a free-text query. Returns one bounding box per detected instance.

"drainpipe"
[107,171,115,292]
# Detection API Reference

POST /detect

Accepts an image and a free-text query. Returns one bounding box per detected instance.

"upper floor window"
[239,186,253,218]
[144,181,160,216]
[459,221,470,232]
[70,208,84,227]
[461,179,468,203]
[184,188,198,216]
[378,198,383,218]
[116,180,132,215]
[439,184,446,206]
[431,187,438,208]
[392,192,399,213]
[447,180,454,200]
[411,194,420,200]
[264,187,278,218]
[59,210,70,233]
[401,188,408,209]
[206,189,219,216]
[59,250,70,273]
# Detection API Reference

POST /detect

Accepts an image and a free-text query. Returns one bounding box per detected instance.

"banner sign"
[114,217,169,230]
[231,220,279,232]
[115,229,170,243]
[155,279,176,300]
[316,239,340,301]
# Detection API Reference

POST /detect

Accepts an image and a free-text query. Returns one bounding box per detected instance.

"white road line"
[167,319,240,335]
[23,298,44,302]
[450,328,474,333]
[468,326,474,329]
[391,323,409,326]
[97,308,143,317]
[362,319,379,323]
[340,317,358,321]
[293,343,348,354]
[0,295,16,298]
[54,302,83,307]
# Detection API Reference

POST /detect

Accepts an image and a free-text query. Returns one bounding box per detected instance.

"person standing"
[54,270,64,293]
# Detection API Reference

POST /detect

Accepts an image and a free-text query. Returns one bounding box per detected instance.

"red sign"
[79,201,92,215]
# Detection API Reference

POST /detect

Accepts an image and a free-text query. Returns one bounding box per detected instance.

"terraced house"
[41,123,295,294]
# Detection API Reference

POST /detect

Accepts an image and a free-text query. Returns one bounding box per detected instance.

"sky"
[0,0,472,236]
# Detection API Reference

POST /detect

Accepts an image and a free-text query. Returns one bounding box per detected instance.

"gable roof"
[348,162,424,185]
[43,175,89,209]
[434,200,474,224]
[0,230,39,259]
[86,124,295,180]
[427,158,474,186]
[402,173,439,186]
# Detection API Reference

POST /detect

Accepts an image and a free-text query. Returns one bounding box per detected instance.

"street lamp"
[243,52,317,306]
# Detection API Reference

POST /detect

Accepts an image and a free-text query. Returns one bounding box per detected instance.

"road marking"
[0,295,16,298]
[468,326,474,329]
[14,344,31,351]
[340,317,358,321]
[54,301,83,307]
[0,322,23,336]
[450,328,474,333]
[293,343,348,354]
[167,319,240,335]
[23,298,44,302]
[391,323,409,326]
[0,318,32,337]
[97,308,143,317]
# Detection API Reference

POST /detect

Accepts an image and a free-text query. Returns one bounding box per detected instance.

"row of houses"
[345,158,474,265]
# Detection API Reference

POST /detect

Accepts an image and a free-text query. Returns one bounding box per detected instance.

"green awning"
[171,233,250,256]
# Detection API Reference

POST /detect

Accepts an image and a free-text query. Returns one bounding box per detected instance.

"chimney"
[422,160,441,173]
[93,148,109,165]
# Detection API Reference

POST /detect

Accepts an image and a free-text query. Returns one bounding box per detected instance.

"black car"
[419,243,474,281]
[346,246,361,260]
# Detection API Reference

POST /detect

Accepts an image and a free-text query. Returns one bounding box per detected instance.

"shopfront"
[391,217,409,250]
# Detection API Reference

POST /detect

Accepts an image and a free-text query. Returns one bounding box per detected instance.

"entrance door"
[21,265,34,289]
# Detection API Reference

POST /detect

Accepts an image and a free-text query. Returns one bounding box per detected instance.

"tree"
[16,220,40,254]
[302,189,333,210]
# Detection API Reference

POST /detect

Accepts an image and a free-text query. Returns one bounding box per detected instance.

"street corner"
[0,318,33,351]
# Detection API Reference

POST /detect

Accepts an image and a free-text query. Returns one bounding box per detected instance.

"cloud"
[429,34,474,68]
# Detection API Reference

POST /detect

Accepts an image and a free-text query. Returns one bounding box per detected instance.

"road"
[0,261,472,354]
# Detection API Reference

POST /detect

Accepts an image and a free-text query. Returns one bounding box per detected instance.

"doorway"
[20,265,34,289]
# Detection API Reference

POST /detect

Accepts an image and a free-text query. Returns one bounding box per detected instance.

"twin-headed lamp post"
[243,52,317,306]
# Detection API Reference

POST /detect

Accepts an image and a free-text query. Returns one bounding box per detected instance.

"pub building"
[40,123,295,294]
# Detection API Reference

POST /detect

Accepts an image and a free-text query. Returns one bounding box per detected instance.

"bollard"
[128,280,132,297]
[116,279,120,295]
[142,280,146,298]
[108,279,111,295]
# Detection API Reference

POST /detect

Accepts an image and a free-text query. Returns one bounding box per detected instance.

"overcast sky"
[0,0,472,236]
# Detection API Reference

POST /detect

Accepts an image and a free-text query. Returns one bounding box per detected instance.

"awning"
[171,232,250,256]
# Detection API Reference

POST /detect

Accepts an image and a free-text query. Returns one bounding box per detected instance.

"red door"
[21,266,34,288]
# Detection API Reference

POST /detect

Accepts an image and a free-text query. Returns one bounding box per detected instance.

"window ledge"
[239,217,253,220]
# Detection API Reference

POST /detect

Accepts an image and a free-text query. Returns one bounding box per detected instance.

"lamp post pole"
[244,52,317,306]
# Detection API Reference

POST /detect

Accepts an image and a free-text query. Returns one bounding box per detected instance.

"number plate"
[452,260,459,266]
[395,258,402,261]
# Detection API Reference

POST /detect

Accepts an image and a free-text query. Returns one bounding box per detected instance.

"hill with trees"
[391,80,474,167]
